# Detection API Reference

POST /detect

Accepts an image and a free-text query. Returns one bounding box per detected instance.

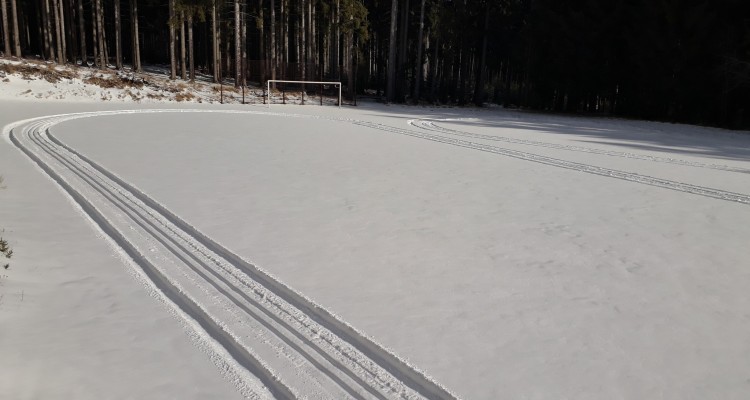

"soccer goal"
[266,80,342,108]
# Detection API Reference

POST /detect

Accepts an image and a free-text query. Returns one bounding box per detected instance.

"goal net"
[266,80,342,107]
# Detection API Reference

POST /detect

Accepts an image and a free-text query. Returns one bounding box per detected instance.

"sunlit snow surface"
[2,99,750,399]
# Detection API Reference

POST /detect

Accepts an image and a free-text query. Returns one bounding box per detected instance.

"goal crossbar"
[267,80,342,108]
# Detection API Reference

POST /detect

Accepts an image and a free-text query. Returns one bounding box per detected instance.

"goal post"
[266,80,342,108]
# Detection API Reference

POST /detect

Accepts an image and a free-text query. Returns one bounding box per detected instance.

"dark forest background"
[1,0,750,129]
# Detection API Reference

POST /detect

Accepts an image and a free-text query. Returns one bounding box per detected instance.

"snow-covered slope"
[0,59,258,104]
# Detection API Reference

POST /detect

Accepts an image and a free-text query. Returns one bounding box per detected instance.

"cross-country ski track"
[408,118,750,174]
[6,110,460,400]
[5,109,750,400]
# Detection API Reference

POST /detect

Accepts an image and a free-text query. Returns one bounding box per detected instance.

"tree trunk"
[18,0,26,52]
[333,0,339,77]
[429,34,438,102]
[44,0,55,61]
[52,0,63,62]
[346,30,353,98]
[91,0,98,66]
[39,0,47,58]
[211,1,219,82]
[114,0,122,69]
[188,12,194,81]
[456,49,465,103]
[336,0,342,77]
[169,0,176,79]
[270,0,276,82]
[65,0,77,62]
[473,4,490,106]
[241,1,246,86]
[101,3,109,65]
[234,0,240,87]
[1,0,11,57]
[295,0,300,78]
[49,0,62,64]
[324,3,330,75]
[326,1,332,75]
[386,0,398,102]
[223,27,230,78]
[180,10,186,79]
[258,0,264,83]
[58,0,67,62]
[308,0,313,73]
[281,0,287,78]
[413,0,425,103]
[323,17,328,75]
[396,0,408,101]
[59,0,66,62]
[78,0,87,63]
[300,0,305,82]
[46,0,55,60]
[97,0,106,68]
[8,0,19,56]
[131,0,140,71]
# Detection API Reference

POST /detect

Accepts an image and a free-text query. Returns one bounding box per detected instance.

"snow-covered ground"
[0,58,340,106]
[2,88,750,399]
[0,58,268,104]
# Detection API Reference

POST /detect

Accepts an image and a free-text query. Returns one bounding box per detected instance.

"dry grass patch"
[84,72,145,89]
[210,84,240,93]
[175,92,195,102]
[146,92,166,100]
[0,62,75,82]
[42,64,77,82]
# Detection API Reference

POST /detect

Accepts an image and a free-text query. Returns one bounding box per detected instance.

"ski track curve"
[8,110,460,400]
[351,118,748,205]
[5,108,750,398]
[408,118,750,174]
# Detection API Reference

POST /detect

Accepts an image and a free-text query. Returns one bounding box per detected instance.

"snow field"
[2,100,750,399]
[51,107,750,399]
[0,108,252,399]
[9,110,458,399]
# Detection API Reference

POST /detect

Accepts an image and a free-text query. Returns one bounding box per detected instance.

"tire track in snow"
[408,119,750,174]
[9,112,460,400]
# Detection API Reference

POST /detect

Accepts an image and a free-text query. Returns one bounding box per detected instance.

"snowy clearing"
[8,109,455,399]
[2,99,750,399]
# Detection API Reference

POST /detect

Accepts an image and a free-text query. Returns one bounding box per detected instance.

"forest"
[1,0,750,129]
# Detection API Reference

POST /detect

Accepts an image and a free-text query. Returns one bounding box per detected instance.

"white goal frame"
[266,80,342,108]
